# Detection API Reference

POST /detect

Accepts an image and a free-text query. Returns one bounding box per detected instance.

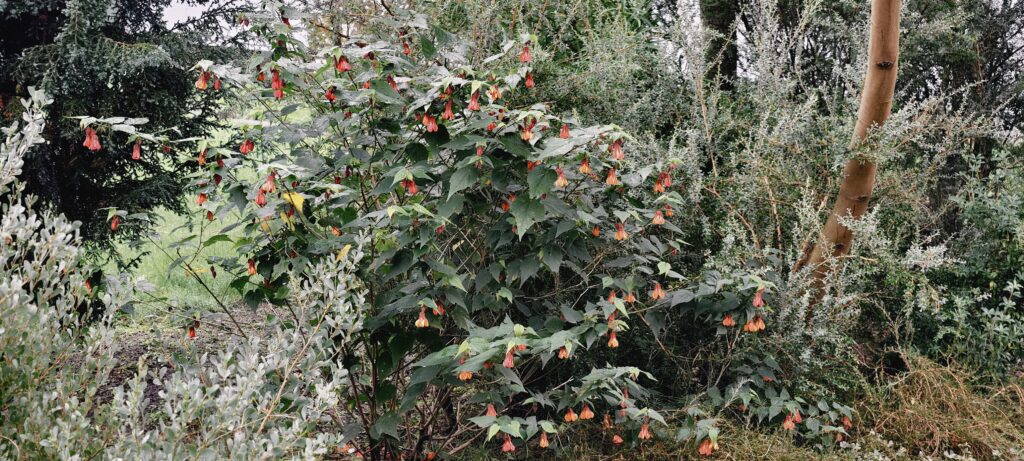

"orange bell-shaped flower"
[580,405,595,420]
[614,222,628,241]
[607,330,620,348]
[608,139,624,161]
[502,349,515,368]
[564,407,578,422]
[336,55,352,72]
[605,168,620,186]
[82,127,101,151]
[519,44,532,63]
[638,423,652,440]
[579,157,592,175]
[650,282,666,301]
[501,434,515,453]
[415,307,429,328]
[555,168,569,188]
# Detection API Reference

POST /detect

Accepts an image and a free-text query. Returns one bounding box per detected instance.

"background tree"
[0,0,249,259]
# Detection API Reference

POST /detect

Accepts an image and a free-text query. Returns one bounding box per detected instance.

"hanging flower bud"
[476,145,485,157]
[501,434,515,453]
[664,204,674,217]
[362,81,371,90]
[246,259,256,276]
[614,222,628,241]
[207,210,214,221]
[753,287,765,308]
[639,423,652,440]
[580,405,595,420]
[607,330,619,348]
[722,314,736,327]
[82,127,101,151]
[486,121,497,132]
[458,369,473,382]
[651,210,666,225]
[387,74,398,91]
[325,86,336,103]
[554,168,569,188]
[415,307,429,328]
[502,349,515,368]
[336,55,352,72]
[611,435,624,445]
[650,282,666,301]
[487,85,501,101]
[624,292,637,304]
[196,193,207,205]
[842,416,853,430]
[197,149,207,166]
[564,408,578,423]
[486,404,498,417]
[402,40,412,56]
[653,175,666,194]
[188,325,197,338]
[539,432,549,448]
[467,91,480,111]
[558,346,570,359]
[213,74,221,91]
[526,160,539,171]
[605,168,620,186]
[257,70,266,82]
[519,44,532,63]
[126,139,140,161]
[442,100,454,120]
[110,216,120,231]
[195,71,209,90]
[792,411,803,424]
[524,72,535,89]
[608,290,617,303]
[213,173,222,186]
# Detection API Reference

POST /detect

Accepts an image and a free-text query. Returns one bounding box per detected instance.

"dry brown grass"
[859,354,1024,460]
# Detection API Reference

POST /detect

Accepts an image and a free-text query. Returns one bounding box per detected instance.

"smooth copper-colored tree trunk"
[794,0,901,283]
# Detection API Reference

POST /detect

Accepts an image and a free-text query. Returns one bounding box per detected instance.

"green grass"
[112,207,244,330]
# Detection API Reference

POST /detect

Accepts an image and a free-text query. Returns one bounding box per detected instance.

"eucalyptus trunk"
[794,0,901,286]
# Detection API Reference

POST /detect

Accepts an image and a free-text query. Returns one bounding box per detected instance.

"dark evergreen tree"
[0,0,249,258]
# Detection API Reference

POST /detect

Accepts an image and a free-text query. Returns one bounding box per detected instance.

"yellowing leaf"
[336,244,352,261]
[282,191,304,214]
[280,212,296,231]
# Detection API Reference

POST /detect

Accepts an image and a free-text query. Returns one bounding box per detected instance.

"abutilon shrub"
[137,6,700,459]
